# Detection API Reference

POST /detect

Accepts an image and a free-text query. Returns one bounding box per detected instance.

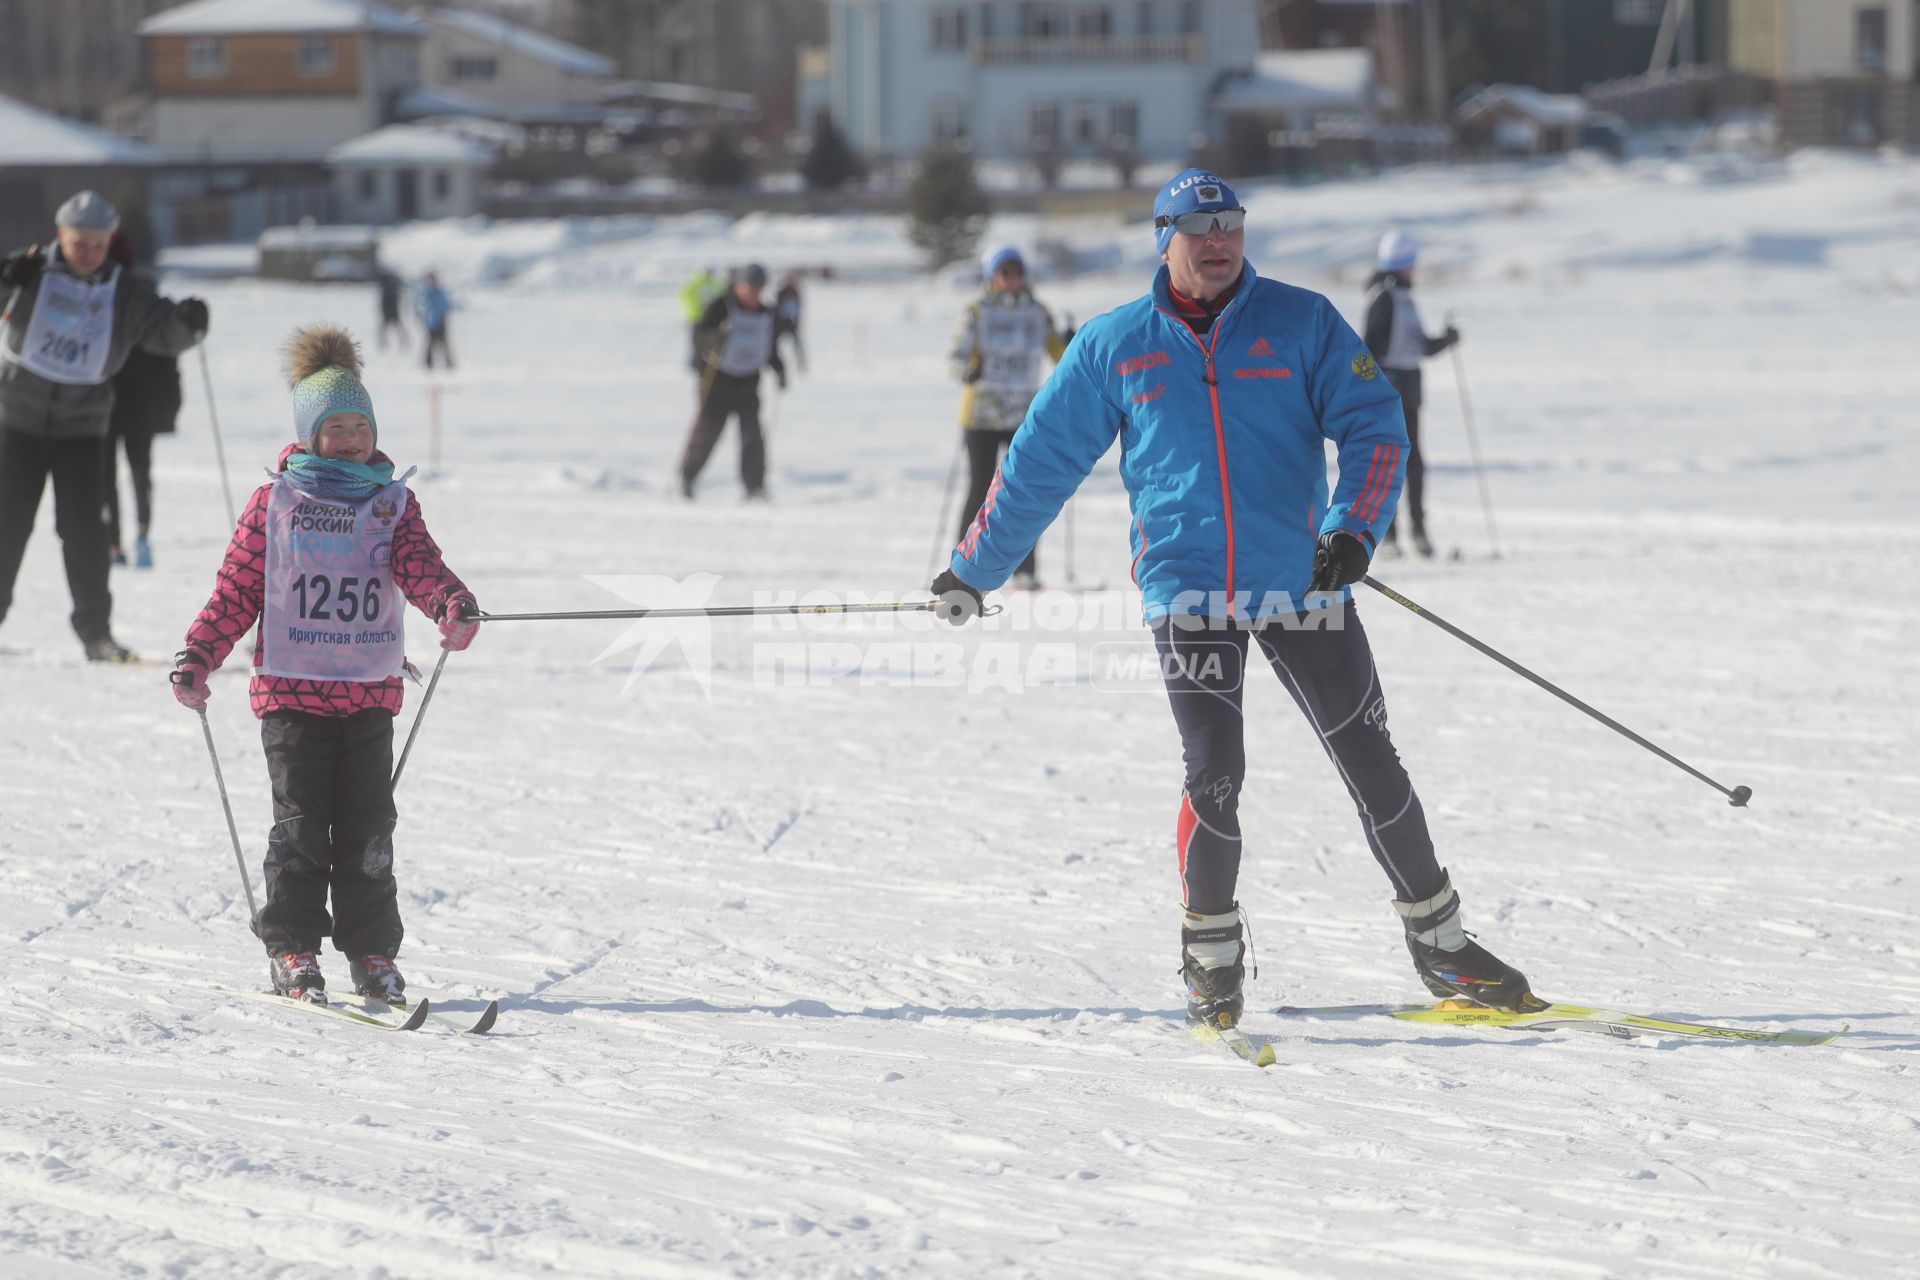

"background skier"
[1362,231,1458,559]
[0,190,206,661]
[947,244,1069,589]
[170,325,479,1007]
[930,170,1534,1029]
[680,263,786,501]
[102,230,182,570]
[414,272,455,371]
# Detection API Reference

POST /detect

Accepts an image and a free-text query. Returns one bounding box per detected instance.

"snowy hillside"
[3,152,1918,1278]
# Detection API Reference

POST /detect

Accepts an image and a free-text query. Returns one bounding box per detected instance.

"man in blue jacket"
[930,169,1535,1029]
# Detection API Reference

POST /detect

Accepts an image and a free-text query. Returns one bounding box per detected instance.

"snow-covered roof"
[421,9,617,78]
[1215,49,1375,113]
[599,79,759,117]
[0,94,160,166]
[395,86,617,128]
[138,0,424,37]
[327,124,494,168]
[1457,84,1588,126]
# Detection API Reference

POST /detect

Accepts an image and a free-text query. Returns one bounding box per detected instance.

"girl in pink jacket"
[171,325,478,1008]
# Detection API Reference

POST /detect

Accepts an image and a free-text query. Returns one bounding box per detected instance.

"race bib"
[976,304,1048,396]
[260,477,407,681]
[11,266,117,385]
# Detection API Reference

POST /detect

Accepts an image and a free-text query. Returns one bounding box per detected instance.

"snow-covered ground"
[5,153,1918,1278]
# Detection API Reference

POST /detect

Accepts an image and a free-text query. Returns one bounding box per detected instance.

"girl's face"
[315,412,373,462]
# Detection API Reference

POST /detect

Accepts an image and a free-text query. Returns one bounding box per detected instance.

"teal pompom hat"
[283,325,376,448]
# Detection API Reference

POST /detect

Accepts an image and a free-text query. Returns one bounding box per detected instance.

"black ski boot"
[82,634,137,663]
[269,951,328,1004]
[1393,872,1538,1012]
[349,954,407,1006]
[1181,905,1250,1029]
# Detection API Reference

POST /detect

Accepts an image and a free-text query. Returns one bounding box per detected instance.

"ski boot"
[349,954,407,1006]
[1393,871,1538,1012]
[1412,531,1434,559]
[270,952,328,1004]
[1181,905,1250,1029]
[82,634,137,663]
[134,535,153,569]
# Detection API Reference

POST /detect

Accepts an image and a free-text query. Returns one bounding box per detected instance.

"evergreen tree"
[907,147,990,269]
[690,126,752,190]
[802,110,861,191]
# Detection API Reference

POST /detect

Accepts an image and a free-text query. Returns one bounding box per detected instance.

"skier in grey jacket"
[0,190,207,661]
[1362,231,1456,559]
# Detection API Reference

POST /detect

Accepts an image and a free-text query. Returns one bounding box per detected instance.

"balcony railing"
[971,36,1202,66]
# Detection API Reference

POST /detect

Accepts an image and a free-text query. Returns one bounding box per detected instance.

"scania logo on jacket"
[1116,350,1170,377]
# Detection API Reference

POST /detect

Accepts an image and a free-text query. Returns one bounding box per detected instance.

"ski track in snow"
[3,154,1919,1277]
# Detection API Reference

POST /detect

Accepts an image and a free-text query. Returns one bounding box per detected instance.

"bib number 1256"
[292,573,383,623]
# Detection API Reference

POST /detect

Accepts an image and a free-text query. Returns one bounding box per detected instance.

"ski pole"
[1362,576,1751,807]
[924,435,966,582]
[390,648,449,789]
[474,600,938,623]
[197,345,238,529]
[1063,499,1077,588]
[196,707,260,925]
[1444,315,1500,559]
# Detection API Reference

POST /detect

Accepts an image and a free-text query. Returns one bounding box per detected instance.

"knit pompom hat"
[283,325,376,449]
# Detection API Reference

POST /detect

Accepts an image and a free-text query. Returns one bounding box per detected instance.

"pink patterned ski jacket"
[181,445,474,718]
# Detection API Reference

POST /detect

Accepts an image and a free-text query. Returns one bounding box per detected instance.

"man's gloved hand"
[438,593,480,652]
[1309,530,1373,594]
[1443,324,1460,349]
[170,650,210,712]
[178,298,209,333]
[0,246,43,289]
[962,354,983,385]
[774,365,788,392]
[930,570,983,626]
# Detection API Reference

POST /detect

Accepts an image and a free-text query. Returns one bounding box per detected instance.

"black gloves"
[178,298,209,333]
[774,366,788,392]
[930,570,983,625]
[962,355,983,385]
[1309,531,1373,594]
[1443,324,1460,349]
[0,246,43,289]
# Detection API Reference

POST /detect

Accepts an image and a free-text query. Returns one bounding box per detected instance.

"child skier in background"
[169,326,480,1007]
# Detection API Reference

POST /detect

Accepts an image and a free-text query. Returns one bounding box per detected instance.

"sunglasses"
[1155,208,1247,236]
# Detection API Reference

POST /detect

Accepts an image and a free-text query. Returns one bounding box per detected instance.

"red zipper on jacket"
[1154,304,1237,618]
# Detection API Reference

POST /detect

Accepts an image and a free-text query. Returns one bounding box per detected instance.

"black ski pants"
[1384,367,1425,543]
[102,420,154,550]
[422,325,454,371]
[256,709,403,958]
[0,428,113,641]
[681,370,765,496]
[1153,601,1443,915]
[957,429,1036,577]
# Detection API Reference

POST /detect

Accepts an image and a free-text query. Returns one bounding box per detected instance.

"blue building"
[826,1,1261,166]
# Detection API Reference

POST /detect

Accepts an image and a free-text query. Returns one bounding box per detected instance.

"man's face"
[734,281,763,306]
[1161,217,1244,301]
[56,228,111,276]
[991,261,1025,294]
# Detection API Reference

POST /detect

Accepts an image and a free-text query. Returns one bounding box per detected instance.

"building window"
[1070,100,1100,145]
[1109,100,1138,145]
[450,56,498,81]
[977,2,994,38]
[1135,0,1154,35]
[358,172,376,200]
[931,6,968,51]
[1075,6,1112,36]
[1021,3,1069,37]
[297,37,335,76]
[931,99,967,146]
[433,170,451,200]
[1029,100,1060,144]
[1179,0,1200,36]
[187,37,225,79]
[1857,6,1888,72]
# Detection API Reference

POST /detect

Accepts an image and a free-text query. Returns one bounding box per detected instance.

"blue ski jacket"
[951,261,1408,620]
